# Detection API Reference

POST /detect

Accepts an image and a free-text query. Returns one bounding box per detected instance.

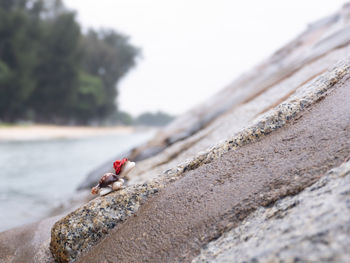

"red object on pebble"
[113,158,128,175]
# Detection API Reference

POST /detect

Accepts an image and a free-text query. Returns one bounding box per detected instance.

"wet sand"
[0,125,134,141]
[77,79,350,262]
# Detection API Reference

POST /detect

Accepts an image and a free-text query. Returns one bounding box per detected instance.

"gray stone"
[64,71,350,263]
[50,59,350,262]
[0,216,60,263]
[192,161,350,263]
[50,182,161,263]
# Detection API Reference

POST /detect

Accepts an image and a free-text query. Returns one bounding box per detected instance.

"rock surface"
[0,216,59,263]
[51,59,350,261]
[50,182,161,263]
[192,160,350,263]
[71,66,350,263]
[78,3,350,187]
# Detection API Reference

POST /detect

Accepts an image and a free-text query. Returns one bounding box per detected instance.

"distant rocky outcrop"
[2,3,350,263]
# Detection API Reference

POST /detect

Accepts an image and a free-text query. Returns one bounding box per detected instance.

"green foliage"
[0,61,12,84]
[0,4,40,120]
[81,29,140,118]
[72,71,105,123]
[30,10,82,122]
[136,111,175,127]
[0,0,140,124]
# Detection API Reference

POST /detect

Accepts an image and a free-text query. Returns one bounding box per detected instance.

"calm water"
[0,131,154,232]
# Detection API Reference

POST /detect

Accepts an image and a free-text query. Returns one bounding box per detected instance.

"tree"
[72,71,105,124]
[0,0,140,124]
[0,2,41,121]
[136,111,175,126]
[30,10,81,123]
[81,30,140,119]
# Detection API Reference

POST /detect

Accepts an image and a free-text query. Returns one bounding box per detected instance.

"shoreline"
[0,124,143,141]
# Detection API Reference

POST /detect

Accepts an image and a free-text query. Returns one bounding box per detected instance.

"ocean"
[0,131,154,232]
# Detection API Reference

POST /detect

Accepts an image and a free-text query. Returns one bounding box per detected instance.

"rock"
[122,4,350,185]
[192,161,350,263]
[79,3,350,189]
[50,182,162,263]
[51,59,350,262]
[0,216,60,263]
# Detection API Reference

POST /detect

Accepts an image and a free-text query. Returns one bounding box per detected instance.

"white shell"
[120,161,135,177]
[99,187,113,196]
[112,180,124,191]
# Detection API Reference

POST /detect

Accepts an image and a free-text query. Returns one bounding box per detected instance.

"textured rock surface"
[77,3,350,188]
[73,71,350,263]
[69,0,350,191]
[0,216,59,263]
[120,3,350,185]
[51,60,350,262]
[192,161,350,263]
[50,182,161,263]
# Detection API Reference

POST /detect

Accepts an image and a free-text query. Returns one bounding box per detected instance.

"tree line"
[0,0,140,124]
[115,111,175,126]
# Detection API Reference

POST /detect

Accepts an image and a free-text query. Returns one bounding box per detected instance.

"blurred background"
[0,0,347,231]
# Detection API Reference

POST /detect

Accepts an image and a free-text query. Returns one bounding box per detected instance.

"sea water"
[0,131,154,231]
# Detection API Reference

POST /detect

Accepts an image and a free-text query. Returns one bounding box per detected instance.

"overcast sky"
[64,0,347,116]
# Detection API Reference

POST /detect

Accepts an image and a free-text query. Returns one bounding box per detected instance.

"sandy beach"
[0,125,136,141]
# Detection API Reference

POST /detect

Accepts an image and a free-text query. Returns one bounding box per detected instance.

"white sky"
[64,0,347,116]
